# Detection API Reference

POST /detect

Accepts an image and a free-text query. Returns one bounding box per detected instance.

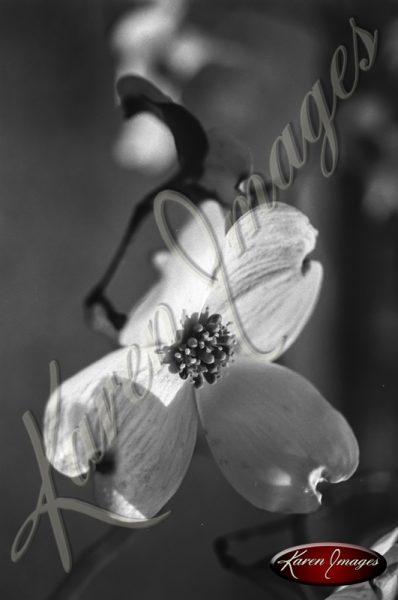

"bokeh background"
[1,1,398,599]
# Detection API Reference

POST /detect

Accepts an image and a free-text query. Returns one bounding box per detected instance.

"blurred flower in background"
[110,0,248,173]
[338,18,398,224]
[363,161,398,221]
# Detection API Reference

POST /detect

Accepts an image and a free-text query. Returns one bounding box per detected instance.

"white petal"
[208,202,322,359]
[196,358,359,514]
[43,345,193,477]
[113,113,177,173]
[119,199,225,347]
[93,378,197,519]
[111,5,181,57]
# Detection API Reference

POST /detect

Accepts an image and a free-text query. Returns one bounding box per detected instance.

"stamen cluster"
[164,310,236,389]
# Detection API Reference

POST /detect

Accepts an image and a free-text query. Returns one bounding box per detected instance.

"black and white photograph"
[1,1,398,599]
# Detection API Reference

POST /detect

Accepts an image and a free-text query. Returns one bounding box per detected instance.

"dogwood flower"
[44,196,359,521]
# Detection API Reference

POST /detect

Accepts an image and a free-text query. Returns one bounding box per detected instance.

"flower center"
[163,309,236,389]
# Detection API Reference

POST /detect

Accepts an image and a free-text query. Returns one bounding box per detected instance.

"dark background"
[1,1,398,599]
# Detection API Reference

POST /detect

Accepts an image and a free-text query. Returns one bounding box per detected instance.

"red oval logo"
[270,543,386,586]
